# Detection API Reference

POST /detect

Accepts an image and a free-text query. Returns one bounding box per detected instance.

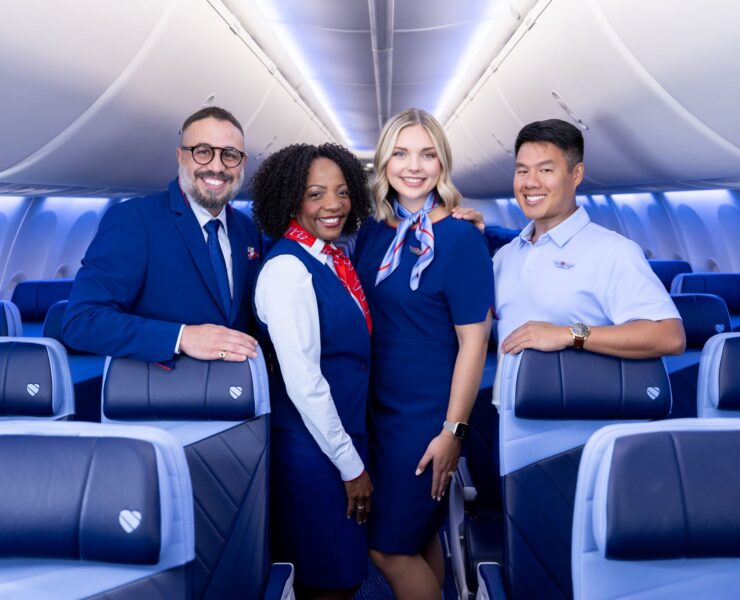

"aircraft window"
[705,258,721,272]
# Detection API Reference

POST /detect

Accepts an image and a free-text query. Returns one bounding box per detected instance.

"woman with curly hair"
[354,109,494,599]
[251,143,374,600]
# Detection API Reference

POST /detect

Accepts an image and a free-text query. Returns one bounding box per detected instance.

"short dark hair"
[180,106,243,137]
[249,143,371,239]
[515,119,584,169]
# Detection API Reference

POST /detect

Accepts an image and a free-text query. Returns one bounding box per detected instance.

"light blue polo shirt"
[493,206,680,347]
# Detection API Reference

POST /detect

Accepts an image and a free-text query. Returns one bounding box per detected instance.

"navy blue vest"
[256,238,371,435]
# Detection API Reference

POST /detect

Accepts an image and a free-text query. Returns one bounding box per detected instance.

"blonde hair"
[372,108,462,220]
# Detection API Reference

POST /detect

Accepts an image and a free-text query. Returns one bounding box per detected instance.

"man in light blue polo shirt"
[494,119,685,365]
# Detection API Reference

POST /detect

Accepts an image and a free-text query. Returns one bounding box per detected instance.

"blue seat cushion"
[673,273,740,313]
[0,435,161,563]
[11,279,74,322]
[515,349,670,419]
[604,430,740,559]
[648,260,692,292]
[718,337,740,410]
[672,293,732,348]
[0,341,54,416]
[104,356,256,420]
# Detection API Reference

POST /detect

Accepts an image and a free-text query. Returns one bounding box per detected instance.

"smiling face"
[386,124,442,211]
[177,116,246,215]
[295,157,351,242]
[514,141,584,240]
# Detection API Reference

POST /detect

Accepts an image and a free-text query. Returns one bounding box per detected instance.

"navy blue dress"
[355,216,493,554]
[257,239,371,587]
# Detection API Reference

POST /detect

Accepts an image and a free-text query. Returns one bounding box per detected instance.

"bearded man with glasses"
[64,106,263,368]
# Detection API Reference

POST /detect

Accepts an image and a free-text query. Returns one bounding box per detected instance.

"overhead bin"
[0,0,336,195]
[447,0,740,197]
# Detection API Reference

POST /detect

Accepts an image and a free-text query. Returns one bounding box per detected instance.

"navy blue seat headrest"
[604,430,740,560]
[0,341,55,416]
[11,279,74,322]
[671,293,731,348]
[515,349,671,419]
[104,355,256,421]
[42,300,66,343]
[674,273,740,313]
[648,260,692,292]
[0,435,161,564]
[718,336,740,410]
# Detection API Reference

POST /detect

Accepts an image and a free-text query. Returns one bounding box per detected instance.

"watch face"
[571,323,589,337]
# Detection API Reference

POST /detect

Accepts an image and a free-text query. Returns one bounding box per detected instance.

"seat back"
[102,351,272,600]
[498,349,671,599]
[0,301,22,337]
[672,274,740,331]
[672,293,732,347]
[648,259,692,291]
[42,299,68,345]
[0,420,193,599]
[697,332,740,418]
[11,280,74,335]
[664,294,732,418]
[573,419,740,600]
[0,337,74,420]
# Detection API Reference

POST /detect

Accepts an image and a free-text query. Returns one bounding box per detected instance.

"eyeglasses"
[181,144,247,168]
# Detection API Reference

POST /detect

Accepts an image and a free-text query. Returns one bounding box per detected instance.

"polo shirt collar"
[518,206,591,248]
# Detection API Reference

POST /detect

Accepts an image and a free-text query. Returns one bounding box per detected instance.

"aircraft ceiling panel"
[453,0,740,195]
[446,122,512,199]
[0,0,330,195]
[0,0,171,172]
[392,23,483,85]
[283,27,374,85]
[394,0,501,30]
[593,0,740,150]
[253,0,371,31]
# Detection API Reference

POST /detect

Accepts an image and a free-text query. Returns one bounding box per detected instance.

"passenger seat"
[0,420,194,599]
[101,350,293,600]
[571,419,740,599]
[672,272,740,332]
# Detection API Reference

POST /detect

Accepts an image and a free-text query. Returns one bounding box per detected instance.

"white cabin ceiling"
[2,1,740,198]
[249,0,502,152]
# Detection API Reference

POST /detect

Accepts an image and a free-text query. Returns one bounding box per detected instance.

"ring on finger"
[357,504,366,510]
[218,351,226,360]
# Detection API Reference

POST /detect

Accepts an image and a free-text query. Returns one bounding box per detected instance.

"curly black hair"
[249,143,371,239]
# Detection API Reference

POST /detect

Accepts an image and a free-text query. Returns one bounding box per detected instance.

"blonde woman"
[354,108,493,598]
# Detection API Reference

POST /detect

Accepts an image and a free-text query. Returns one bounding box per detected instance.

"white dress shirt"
[175,195,234,353]
[255,238,365,481]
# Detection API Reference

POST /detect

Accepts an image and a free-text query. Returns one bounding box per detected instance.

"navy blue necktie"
[204,219,231,315]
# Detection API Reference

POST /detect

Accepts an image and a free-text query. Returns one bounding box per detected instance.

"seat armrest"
[457,456,478,502]
[263,563,294,600]
[476,562,506,600]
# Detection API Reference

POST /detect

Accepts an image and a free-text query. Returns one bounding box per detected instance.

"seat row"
[647,263,740,332]
[0,337,292,599]
[452,332,740,600]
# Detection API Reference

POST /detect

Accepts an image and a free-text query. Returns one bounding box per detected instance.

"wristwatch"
[569,322,591,349]
[443,420,469,440]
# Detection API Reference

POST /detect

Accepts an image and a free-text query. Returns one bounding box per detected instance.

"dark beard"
[179,165,243,210]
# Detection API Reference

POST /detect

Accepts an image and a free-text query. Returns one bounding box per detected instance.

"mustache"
[196,171,233,182]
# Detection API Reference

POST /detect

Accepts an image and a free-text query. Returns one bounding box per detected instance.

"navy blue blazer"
[63,179,263,363]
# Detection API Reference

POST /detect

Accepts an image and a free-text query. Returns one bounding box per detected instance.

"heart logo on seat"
[229,386,243,399]
[716,324,726,333]
[119,509,142,534]
[26,383,40,397]
[646,387,661,400]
